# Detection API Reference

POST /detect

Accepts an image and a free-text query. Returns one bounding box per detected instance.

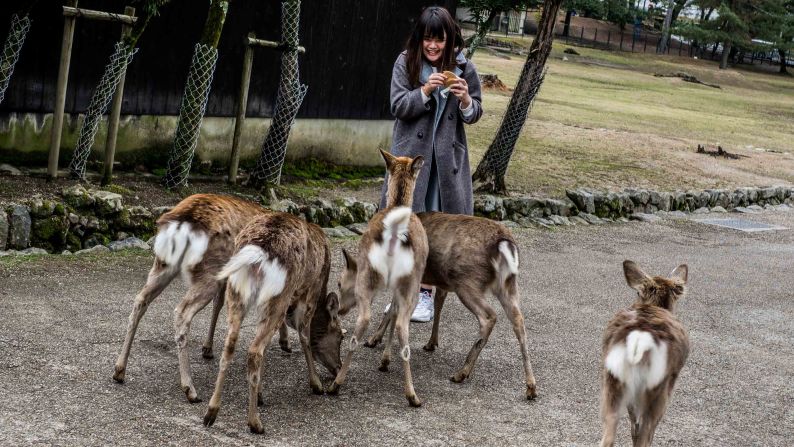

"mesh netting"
[69,41,138,179]
[163,43,219,188]
[475,65,547,187]
[249,0,307,186]
[0,14,31,105]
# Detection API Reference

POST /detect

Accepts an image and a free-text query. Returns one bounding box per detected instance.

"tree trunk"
[779,49,788,74]
[657,1,674,53]
[471,0,563,194]
[719,41,731,69]
[562,9,573,37]
[465,9,499,58]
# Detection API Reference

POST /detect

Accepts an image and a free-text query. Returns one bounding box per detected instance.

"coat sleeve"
[390,54,431,121]
[459,59,483,125]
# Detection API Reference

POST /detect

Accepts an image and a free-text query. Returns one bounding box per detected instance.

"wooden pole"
[49,0,79,179]
[247,36,306,53]
[101,5,135,186]
[62,6,137,25]
[228,32,255,184]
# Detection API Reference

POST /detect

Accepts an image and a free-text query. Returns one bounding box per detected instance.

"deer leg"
[423,288,448,351]
[203,294,244,428]
[378,310,397,372]
[327,267,377,395]
[278,320,292,353]
[365,301,393,348]
[627,404,639,446]
[173,280,219,403]
[246,300,289,434]
[495,284,537,399]
[201,282,226,359]
[114,259,178,383]
[636,387,670,447]
[450,287,497,384]
[394,280,422,407]
[295,300,324,395]
[599,374,624,447]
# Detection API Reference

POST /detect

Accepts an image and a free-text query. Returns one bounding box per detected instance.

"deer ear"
[623,260,649,292]
[326,292,339,317]
[669,264,688,284]
[342,249,356,270]
[380,149,396,170]
[411,156,425,178]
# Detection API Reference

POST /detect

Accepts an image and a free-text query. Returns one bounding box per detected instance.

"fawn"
[359,211,538,399]
[202,212,342,433]
[113,194,341,403]
[329,150,428,407]
[600,260,690,447]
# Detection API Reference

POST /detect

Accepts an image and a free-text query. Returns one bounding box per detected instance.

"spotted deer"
[329,150,428,407]
[112,194,341,403]
[203,212,341,434]
[358,211,538,399]
[600,261,690,447]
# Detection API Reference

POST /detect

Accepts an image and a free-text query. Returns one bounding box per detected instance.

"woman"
[380,6,483,322]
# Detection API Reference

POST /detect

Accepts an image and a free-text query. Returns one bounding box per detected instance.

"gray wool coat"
[379,51,483,215]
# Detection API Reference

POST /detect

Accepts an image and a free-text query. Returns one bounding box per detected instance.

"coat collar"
[419,50,466,84]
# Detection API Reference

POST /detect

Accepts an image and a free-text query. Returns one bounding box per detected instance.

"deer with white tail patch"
[600,260,690,447]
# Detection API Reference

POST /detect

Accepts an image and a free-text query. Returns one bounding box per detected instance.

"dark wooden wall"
[0,0,456,120]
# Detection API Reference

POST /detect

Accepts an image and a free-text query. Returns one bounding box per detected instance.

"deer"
[328,150,428,407]
[112,194,341,403]
[353,211,538,400]
[600,260,690,447]
[202,211,341,434]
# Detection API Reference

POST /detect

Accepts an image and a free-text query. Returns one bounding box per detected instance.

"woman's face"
[422,32,446,66]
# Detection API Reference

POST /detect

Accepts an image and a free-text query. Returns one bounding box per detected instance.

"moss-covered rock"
[31,215,69,251]
[63,185,95,209]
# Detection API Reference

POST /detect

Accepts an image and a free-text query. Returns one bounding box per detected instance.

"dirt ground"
[1,210,793,446]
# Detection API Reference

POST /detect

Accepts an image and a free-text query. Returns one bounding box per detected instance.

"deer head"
[623,260,688,312]
[309,292,343,375]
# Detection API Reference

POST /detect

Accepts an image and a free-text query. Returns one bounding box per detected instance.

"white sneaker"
[382,289,434,323]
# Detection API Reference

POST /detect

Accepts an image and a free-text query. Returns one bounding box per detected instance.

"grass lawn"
[468,37,794,197]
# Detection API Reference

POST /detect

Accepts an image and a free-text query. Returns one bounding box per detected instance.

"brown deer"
[600,260,690,447]
[357,211,538,399]
[112,194,341,403]
[202,212,341,434]
[329,150,428,407]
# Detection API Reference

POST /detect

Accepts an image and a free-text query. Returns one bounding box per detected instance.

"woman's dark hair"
[405,6,464,87]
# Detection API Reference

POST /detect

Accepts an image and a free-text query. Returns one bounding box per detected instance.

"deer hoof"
[363,339,379,348]
[311,384,325,395]
[201,346,214,359]
[406,394,423,407]
[184,387,202,403]
[257,392,264,407]
[249,419,264,434]
[378,360,390,372]
[422,343,436,352]
[112,367,126,383]
[450,371,468,383]
[279,344,292,353]
[203,407,218,427]
[526,384,538,400]
[326,382,340,395]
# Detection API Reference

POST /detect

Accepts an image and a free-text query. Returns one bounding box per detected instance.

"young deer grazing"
[113,194,340,403]
[360,212,538,399]
[203,212,342,434]
[329,150,428,407]
[600,261,690,447]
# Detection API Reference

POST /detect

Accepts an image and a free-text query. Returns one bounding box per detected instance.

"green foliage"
[563,0,604,18]
[281,158,383,181]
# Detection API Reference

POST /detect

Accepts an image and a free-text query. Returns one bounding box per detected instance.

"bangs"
[422,16,447,40]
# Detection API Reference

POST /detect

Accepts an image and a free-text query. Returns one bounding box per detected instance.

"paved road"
[1,211,793,446]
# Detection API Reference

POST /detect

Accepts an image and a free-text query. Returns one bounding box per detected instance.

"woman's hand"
[449,78,471,108]
[421,73,446,96]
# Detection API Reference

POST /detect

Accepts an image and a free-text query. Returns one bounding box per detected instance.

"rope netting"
[474,66,547,188]
[249,0,306,186]
[0,14,31,105]
[163,43,218,188]
[69,41,138,179]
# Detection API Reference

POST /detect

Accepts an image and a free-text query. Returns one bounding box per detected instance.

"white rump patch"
[368,207,415,288]
[605,330,669,401]
[217,245,287,313]
[153,221,209,285]
[492,240,519,284]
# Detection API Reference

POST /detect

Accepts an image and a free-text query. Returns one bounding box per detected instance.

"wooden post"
[101,6,135,186]
[228,32,255,184]
[619,32,624,51]
[594,29,597,48]
[49,0,79,179]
